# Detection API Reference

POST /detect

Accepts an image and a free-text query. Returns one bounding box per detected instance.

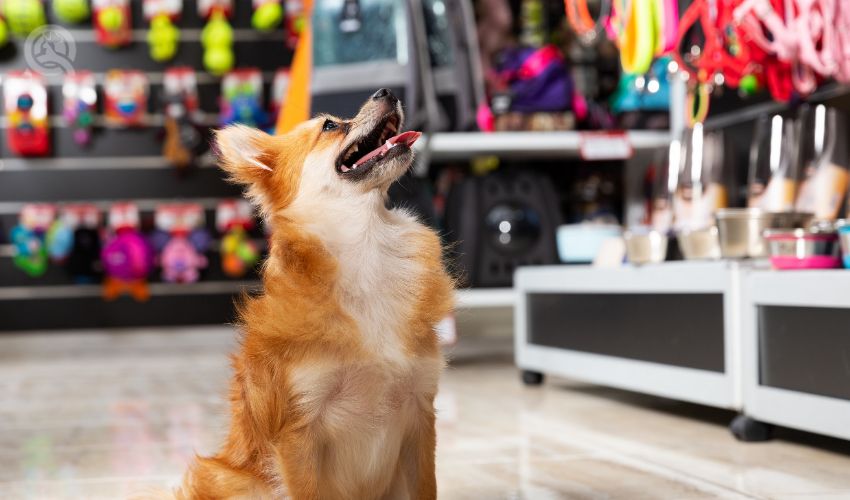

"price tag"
[579,132,633,160]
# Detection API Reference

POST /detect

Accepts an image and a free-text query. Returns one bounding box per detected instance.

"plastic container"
[556,223,621,263]
[624,229,667,265]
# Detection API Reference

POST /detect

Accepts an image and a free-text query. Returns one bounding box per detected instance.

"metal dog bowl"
[716,209,814,259]
[763,228,841,270]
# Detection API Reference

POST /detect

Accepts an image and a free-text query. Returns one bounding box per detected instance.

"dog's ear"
[216,125,286,214]
[216,125,277,184]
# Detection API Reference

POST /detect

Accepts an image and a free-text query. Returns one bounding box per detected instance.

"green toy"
[0,17,9,47]
[147,14,180,62]
[739,74,760,97]
[202,10,234,76]
[252,1,282,32]
[52,0,90,23]
[97,5,122,31]
[3,0,46,36]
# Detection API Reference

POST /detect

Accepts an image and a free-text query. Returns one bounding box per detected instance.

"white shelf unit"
[741,270,850,441]
[455,288,515,308]
[422,130,672,160]
[514,262,746,410]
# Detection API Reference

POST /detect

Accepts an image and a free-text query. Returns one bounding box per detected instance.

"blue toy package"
[219,69,268,129]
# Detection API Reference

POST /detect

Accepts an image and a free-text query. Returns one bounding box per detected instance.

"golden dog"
[177,89,454,499]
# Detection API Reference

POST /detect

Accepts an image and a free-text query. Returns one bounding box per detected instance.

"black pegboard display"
[0,1,291,332]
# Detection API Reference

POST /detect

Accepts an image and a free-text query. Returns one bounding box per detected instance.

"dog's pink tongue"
[392,131,422,147]
[353,131,422,167]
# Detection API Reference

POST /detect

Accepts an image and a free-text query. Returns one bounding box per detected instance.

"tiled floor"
[2,327,850,499]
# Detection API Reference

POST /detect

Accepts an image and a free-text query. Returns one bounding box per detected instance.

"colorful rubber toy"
[144,0,183,62]
[147,14,180,62]
[46,219,74,263]
[161,232,209,283]
[252,0,282,32]
[201,10,234,76]
[93,0,131,48]
[221,226,259,278]
[216,199,260,278]
[103,70,148,127]
[102,228,153,300]
[53,0,91,23]
[4,71,50,157]
[220,69,267,127]
[63,72,97,146]
[151,203,211,283]
[3,0,46,36]
[10,224,48,277]
[102,203,152,301]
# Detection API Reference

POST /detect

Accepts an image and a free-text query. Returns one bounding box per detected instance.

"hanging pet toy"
[92,0,132,48]
[53,0,90,23]
[199,0,234,76]
[61,204,102,283]
[10,204,56,278]
[102,203,153,302]
[162,67,204,170]
[151,204,211,283]
[217,200,260,278]
[160,231,210,283]
[2,0,46,37]
[63,71,97,146]
[4,71,50,156]
[252,0,282,32]
[144,0,182,62]
[11,225,48,277]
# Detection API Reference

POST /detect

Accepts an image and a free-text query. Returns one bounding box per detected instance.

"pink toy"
[161,234,208,283]
[102,203,152,301]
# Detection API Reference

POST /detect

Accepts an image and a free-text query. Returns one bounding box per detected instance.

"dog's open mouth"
[336,114,421,178]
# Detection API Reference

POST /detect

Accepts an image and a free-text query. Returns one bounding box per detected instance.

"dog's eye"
[322,119,339,132]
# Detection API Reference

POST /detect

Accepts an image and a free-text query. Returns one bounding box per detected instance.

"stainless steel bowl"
[677,226,720,260]
[763,228,841,269]
[716,209,814,259]
[624,230,668,265]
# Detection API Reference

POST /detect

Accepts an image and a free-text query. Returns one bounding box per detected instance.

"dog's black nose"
[372,88,396,103]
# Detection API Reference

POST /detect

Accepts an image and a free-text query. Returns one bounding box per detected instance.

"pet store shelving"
[422,130,674,161]
[514,261,746,410]
[739,270,850,441]
[0,280,259,300]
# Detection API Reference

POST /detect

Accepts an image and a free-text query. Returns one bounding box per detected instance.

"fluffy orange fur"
[175,94,454,499]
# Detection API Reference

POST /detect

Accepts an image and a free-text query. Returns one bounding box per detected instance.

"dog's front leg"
[389,408,437,500]
[276,427,322,500]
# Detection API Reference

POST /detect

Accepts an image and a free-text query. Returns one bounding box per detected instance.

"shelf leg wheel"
[730,414,773,442]
[521,370,544,386]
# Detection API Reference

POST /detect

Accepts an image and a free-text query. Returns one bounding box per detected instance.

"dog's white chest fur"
[287,205,441,495]
[289,357,441,496]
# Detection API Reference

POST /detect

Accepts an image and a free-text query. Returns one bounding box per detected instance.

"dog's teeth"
[341,165,351,172]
